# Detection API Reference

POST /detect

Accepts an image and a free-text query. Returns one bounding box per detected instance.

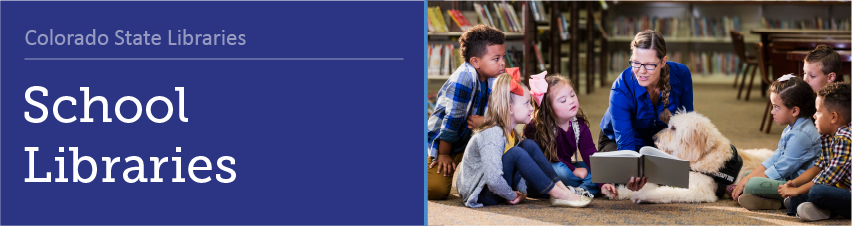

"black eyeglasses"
[629,60,660,70]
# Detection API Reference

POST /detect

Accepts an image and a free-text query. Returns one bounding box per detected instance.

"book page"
[639,146,681,160]
[591,150,641,157]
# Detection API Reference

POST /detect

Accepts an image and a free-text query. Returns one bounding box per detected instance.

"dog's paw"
[602,188,616,199]
[630,192,643,203]
[631,196,645,204]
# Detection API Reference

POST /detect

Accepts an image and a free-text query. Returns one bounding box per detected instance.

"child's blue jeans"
[552,161,600,195]
[479,139,561,206]
[787,183,851,218]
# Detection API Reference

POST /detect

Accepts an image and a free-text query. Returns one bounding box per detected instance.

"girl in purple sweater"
[524,74,611,196]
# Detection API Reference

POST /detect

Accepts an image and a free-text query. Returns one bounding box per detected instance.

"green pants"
[742,170,786,200]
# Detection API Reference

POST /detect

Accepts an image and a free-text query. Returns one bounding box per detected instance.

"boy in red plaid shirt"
[778,82,851,221]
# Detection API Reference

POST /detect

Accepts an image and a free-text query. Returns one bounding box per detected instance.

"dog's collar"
[689,144,741,179]
[690,144,744,198]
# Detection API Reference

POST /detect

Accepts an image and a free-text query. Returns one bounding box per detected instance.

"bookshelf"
[524,1,609,95]
[605,1,850,82]
[426,1,610,97]
[427,2,528,80]
[427,2,537,115]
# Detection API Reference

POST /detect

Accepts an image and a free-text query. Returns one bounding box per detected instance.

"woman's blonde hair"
[530,74,590,162]
[474,73,528,138]
[631,30,673,124]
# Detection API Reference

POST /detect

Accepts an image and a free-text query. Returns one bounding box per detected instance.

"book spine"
[455,10,472,30]
[427,8,438,32]
[534,43,545,71]
[507,3,522,32]
[454,47,463,69]
[448,44,455,73]
[448,10,463,31]
[429,45,442,75]
[500,2,516,32]
[461,10,473,27]
[473,4,486,27]
[439,45,445,75]
[505,49,514,68]
[530,1,540,22]
[435,6,449,33]
[428,7,444,32]
[493,3,508,32]
[505,2,517,32]
[484,5,495,30]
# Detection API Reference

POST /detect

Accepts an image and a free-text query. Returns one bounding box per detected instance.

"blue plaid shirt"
[813,123,852,190]
[427,63,493,158]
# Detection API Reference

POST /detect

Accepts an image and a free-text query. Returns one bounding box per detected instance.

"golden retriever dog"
[602,111,774,203]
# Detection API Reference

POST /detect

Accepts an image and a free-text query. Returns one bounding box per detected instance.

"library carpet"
[427,84,851,225]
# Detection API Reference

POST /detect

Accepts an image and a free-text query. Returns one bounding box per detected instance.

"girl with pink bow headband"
[523,72,609,198]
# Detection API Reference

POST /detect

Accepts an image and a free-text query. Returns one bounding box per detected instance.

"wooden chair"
[731,31,758,92]
[756,42,774,133]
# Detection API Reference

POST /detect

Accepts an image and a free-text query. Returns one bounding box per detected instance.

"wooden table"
[751,29,851,43]
[751,29,851,88]
[787,50,852,80]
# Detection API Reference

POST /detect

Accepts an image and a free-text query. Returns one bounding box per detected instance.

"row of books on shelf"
[427,44,462,76]
[761,17,852,31]
[428,3,526,33]
[612,16,680,37]
[428,7,467,33]
[528,1,547,22]
[472,2,525,33]
[610,50,742,76]
[557,14,570,40]
[427,44,529,76]
[690,16,741,38]
[612,16,741,38]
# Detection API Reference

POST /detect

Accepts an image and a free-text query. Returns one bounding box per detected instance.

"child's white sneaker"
[796,202,831,221]
[550,195,592,208]
[567,186,594,198]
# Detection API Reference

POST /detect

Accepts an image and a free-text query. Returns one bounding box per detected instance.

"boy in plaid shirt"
[427,24,506,200]
[779,82,851,221]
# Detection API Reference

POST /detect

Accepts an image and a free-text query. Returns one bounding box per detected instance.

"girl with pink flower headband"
[523,72,610,198]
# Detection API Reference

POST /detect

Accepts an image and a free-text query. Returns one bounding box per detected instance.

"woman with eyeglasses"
[598,30,694,192]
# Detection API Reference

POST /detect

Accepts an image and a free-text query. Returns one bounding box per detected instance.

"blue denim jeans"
[479,139,562,206]
[552,161,600,195]
[787,184,851,218]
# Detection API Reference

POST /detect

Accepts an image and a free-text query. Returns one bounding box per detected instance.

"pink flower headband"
[528,71,548,106]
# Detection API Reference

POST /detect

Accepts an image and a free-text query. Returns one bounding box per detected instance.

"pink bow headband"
[528,71,548,106]
[778,73,796,82]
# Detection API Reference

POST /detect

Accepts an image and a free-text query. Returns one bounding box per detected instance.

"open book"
[590,147,690,188]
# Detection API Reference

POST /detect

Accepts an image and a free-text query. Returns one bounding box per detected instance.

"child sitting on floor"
[456,69,592,208]
[731,75,821,210]
[427,24,506,200]
[779,82,851,221]
[524,73,607,197]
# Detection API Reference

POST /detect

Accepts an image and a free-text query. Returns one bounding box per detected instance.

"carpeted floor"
[427,83,852,225]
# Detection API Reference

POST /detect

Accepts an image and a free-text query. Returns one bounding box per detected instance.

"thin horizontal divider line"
[24,58,403,61]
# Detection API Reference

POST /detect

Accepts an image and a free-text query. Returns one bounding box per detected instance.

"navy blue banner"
[2,2,423,225]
